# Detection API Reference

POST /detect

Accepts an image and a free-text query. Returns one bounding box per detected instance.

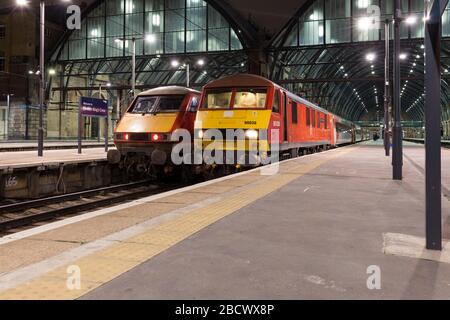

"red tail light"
[151,133,161,141]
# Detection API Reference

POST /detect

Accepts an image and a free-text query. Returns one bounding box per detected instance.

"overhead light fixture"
[399,53,407,60]
[145,34,156,43]
[366,53,376,62]
[197,59,205,66]
[357,17,372,30]
[16,0,28,6]
[48,69,56,75]
[405,16,417,25]
[171,60,180,68]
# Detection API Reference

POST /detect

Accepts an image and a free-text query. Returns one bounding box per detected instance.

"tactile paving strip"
[0,148,354,300]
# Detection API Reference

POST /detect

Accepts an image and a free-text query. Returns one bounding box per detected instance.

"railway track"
[0,144,340,235]
[0,180,182,235]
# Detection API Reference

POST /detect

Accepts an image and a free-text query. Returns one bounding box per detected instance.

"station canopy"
[50,0,450,123]
[50,0,249,112]
[268,0,450,122]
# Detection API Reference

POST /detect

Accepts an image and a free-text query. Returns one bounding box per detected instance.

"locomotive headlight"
[245,129,259,140]
[197,129,205,139]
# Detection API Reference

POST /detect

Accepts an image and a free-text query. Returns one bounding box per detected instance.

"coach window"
[292,102,298,124]
[273,90,280,113]
[306,107,310,126]
[312,110,315,128]
[324,114,328,129]
[316,111,320,128]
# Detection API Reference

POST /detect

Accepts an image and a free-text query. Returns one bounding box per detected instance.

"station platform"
[0,148,109,170]
[0,141,449,299]
[0,141,113,152]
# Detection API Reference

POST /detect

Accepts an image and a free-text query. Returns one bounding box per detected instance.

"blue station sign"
[79,97,108,117]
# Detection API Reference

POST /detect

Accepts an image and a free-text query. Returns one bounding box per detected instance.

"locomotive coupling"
[151,149,168,166]
[107,150,122,164]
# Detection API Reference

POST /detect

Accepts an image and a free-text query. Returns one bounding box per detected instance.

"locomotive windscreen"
[203,88,267,109]
[129,95,185,114]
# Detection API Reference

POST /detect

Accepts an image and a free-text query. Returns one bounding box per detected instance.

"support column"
[392,0,403,180]
[424,0,444,251]
[384,19,391,157]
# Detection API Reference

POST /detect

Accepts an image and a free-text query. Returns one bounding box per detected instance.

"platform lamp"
[16,0,72,157]
[358,7,418,180]
[170,58,205,88]
[115,34,156,99]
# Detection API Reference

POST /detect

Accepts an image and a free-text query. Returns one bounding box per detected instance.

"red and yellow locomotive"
[195,74,361,166]
[108,86,200,175]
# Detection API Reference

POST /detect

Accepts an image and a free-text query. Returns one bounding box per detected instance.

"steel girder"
[269,38,450,121]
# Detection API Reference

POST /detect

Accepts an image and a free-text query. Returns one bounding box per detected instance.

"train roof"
[138,86,200,96]
[203,74,277,89]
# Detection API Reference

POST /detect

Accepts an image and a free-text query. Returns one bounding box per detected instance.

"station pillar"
[245,48,269,78]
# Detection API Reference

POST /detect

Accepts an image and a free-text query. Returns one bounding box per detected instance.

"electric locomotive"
[108,86,200,176]
[194,74,359,167]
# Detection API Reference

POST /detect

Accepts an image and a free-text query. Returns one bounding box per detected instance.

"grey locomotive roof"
[138,86,200,96]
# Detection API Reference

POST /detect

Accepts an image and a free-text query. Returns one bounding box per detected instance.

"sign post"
[78,97,109,154]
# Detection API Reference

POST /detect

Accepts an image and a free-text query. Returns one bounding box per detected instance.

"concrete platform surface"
[0,141,449,300]
[0,148,110,170]
[0,141,112,151]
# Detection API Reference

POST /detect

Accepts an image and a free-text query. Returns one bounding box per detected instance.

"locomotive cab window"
[129,97,158,114]
[272,90,280,113]
[188,96,199,112]
[158,96,186,112]
[203,90,233,109]
[129,95,185,114]
[234,89,267,109]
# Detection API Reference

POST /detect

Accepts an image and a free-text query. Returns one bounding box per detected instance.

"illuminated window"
[58,0,243,61]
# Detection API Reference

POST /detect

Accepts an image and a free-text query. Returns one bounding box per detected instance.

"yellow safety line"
[0,148,354,300]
